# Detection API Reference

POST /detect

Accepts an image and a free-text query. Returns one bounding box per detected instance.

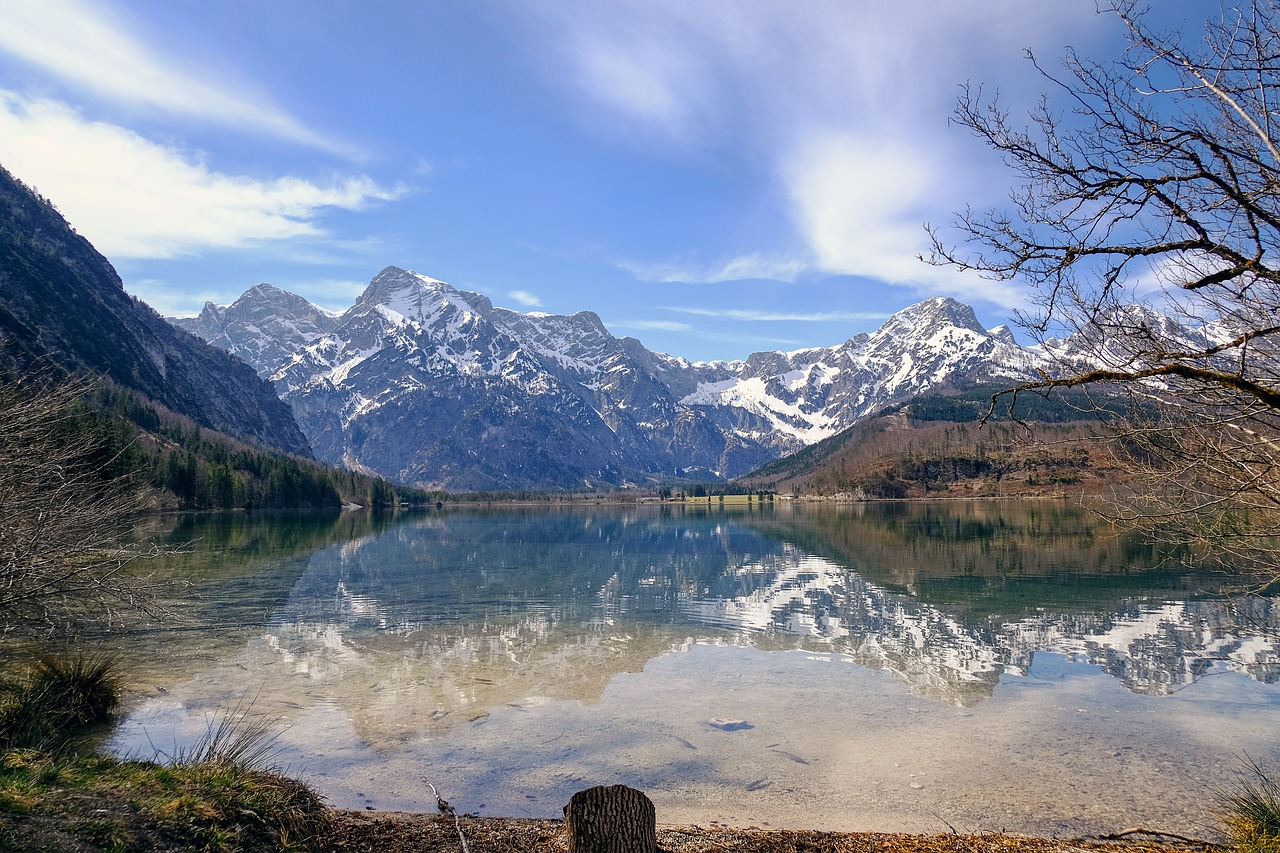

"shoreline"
[319,810,1210,852]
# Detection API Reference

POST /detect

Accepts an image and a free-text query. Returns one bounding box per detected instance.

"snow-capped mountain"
[681,297,1038,445]
[176,283,340,378]
[172,266,1046,489]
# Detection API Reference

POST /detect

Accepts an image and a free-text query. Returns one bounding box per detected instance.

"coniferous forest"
[73,382,436,511]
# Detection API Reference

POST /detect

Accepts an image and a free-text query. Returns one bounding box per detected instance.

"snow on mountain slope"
[173,270,1054,489]
[681,298,1043,444]
[171,283,339,380]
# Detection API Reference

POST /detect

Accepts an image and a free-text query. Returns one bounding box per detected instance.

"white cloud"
[779,131,1028,308]
[669,306,889,322]
[614,319,695,332]
[576,38,699,138]
[783,133,933,284]
[508,289,543,308]
[125,279,225,318]
[502,0,1109,308]
[0,0,351,155]
[622,252,809,284]
[0,92,403,259]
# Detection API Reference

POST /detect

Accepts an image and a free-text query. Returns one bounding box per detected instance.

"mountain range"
[174,266,1051,490]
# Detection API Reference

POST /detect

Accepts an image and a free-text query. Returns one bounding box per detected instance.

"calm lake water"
[104,501,1280,837]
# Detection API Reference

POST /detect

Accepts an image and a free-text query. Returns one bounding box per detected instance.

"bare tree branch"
[931,0,1280,577]
[0,371,173,637]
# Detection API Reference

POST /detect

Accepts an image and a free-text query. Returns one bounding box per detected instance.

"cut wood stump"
[563,784,656,853]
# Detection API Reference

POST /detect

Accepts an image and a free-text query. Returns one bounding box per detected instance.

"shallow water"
[104,502,1280,837]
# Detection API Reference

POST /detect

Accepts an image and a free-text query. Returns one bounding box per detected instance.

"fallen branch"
[1093,827,1220,848]
[423,778,471,853]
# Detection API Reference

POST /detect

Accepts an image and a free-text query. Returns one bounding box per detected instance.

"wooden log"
[563,784,657,853]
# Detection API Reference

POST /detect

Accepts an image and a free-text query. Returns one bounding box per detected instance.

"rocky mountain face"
[173,266,1047,489]
[0,165,311,456]
[681,296,1037,446]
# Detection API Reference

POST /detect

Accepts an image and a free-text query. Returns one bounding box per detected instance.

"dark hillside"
[0,164,310,456]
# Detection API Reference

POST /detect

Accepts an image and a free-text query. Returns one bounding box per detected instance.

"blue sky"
[0,1,1200,362]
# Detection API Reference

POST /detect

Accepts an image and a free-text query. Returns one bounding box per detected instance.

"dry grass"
[1220,758,1280,853]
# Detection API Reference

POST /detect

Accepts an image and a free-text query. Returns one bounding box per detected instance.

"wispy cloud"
[0,0,353,156]
[612,319,695,333]
[669,306,889,322]
[124,279,226,318]
[0,92,403,259]
[502,0,1106,309]
[622,252,809,284]
[508,289,543,308]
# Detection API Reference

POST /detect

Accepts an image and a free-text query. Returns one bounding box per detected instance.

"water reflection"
[105,504,1279,711]
[228,504,1276,709]
[103,503,1280,833]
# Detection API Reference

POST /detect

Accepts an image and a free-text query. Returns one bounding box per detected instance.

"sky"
[0,1,1203,362]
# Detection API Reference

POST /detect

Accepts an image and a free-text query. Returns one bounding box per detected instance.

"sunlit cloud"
[669,306,890,322]
[0,0,354,156]
[508,289,543,308]
[622,252,809,284]
[502,0,1107,309]
[779,130,1031,308]
[0,92,404,259]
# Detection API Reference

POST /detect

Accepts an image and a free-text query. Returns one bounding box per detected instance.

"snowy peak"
[170,283,338,379]
[490,306,619,377]
[679,295,1041,446]
[887,297,987,336]
[988,325,1018,346]
[352,266,472,326]
[172,267,1069,489]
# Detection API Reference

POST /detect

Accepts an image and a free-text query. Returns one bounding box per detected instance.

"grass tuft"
[174,696,283,770]
[0,652,120,750]
[1221,756,1280,853]
[0,748,328,851]
[0,681,327,850]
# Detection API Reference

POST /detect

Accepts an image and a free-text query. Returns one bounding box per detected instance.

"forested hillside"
[61,379,431,510]
[738,387,1127,499]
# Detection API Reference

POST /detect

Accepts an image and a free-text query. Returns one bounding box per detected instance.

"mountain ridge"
[0,165,311,457]
[173,266,1053,490]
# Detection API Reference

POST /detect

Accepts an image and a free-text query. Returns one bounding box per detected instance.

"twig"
[423,778,472,853]
[1093,826,1220,847]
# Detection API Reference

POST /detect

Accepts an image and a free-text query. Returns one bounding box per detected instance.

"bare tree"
[927,0,1280,581]
[0,372,168,636]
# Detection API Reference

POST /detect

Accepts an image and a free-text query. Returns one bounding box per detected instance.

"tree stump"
[563,784,657,853]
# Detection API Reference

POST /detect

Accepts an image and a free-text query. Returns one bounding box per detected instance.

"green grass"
[0,748,328,851]
[0,654,327,850]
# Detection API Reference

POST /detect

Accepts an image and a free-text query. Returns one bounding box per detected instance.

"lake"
[103,501,1280,838]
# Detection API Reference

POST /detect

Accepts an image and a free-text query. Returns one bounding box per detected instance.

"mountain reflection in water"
[104,502,1280,834]
[132,502,1279,710]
